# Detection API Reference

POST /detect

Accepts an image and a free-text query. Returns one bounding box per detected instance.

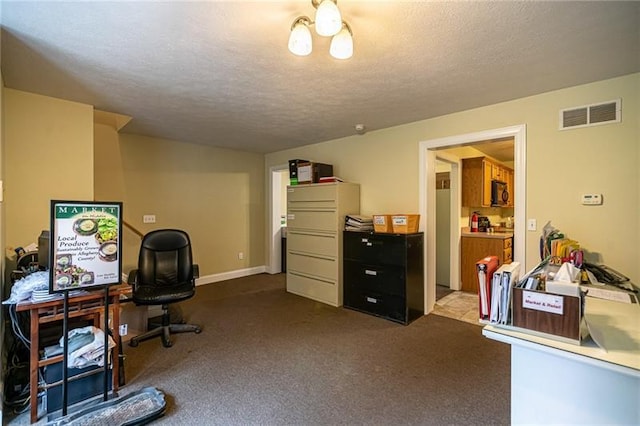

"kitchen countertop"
[461,227,513,238]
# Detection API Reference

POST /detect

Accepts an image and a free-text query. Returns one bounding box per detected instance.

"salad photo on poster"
[50,201,123,293]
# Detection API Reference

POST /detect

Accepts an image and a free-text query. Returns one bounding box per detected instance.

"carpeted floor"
[9,273,511,425]
[128,273,510,425]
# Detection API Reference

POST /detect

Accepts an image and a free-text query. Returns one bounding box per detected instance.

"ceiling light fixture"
[288,0,353,59]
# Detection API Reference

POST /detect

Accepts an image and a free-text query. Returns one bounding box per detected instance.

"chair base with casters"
[128,304,201,348]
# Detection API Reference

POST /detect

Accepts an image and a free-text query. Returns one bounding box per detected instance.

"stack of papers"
[344,215,373,232]
[318,176,344,183]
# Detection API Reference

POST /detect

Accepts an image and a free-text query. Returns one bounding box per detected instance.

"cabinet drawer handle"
[366,296,378,304]
[361,239,382,248]
[364,270,377,276]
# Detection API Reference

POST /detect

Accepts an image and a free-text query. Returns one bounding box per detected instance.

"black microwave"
[491,180,509,206]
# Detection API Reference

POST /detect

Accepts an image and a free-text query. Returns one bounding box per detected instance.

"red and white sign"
[522,290,564,315]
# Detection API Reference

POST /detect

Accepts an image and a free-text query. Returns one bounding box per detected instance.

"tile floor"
[432,290,481,326]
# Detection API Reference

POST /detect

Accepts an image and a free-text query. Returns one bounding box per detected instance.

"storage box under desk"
[44,362,113,413]
[511,287,583,343]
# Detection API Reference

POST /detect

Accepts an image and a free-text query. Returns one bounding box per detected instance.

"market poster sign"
[50,201,123,293]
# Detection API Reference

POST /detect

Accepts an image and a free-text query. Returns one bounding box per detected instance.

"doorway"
[267,165,289,274]
[435,157,460,301]
[419,125,527,314]
[435,162,452,291]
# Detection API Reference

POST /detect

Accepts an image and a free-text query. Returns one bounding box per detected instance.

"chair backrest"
[137,229,194,288]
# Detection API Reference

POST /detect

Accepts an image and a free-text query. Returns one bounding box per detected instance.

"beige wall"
[3,74,638,285]
[4,89,94,250]
[94,124,265,277]
[266,73,640,283]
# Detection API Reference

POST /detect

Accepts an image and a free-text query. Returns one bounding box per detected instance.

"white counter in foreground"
[483,297,640,425]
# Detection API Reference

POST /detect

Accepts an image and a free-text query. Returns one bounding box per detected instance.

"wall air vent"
[560,99,620,130]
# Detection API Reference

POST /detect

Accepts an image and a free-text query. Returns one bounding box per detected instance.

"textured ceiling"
[2,1,639,154]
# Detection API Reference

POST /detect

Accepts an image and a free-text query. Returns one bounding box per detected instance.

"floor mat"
[46,387,166,426]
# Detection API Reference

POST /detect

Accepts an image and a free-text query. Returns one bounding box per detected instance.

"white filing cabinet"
[286,182,360,307]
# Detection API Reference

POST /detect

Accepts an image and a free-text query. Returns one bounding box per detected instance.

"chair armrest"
[193,264,199,279]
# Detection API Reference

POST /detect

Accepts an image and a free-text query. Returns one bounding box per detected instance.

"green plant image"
[96,217,118,243]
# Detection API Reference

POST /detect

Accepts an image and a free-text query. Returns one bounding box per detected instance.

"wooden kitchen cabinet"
[491,163,505,181]
[462,157,492,207]
[505,168,514,207]
[460,234,513,293]
[462,157,514,207]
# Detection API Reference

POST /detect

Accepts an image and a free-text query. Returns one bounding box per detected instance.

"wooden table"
[16,284,131,423]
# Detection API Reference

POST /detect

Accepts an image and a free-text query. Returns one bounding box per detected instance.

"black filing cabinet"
[343,231,424,324]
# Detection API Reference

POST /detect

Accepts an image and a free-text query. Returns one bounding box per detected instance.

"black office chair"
[127,229,201,347]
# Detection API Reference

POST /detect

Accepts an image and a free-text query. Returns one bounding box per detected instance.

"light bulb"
[329,23,353,59]
[315,0,342,37]
[288,19,312,56]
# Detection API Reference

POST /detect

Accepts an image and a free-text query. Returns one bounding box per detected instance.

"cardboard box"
[391,214,420,234]
[373,215,393,233]
[296,162,333,184]
[119,302,148,344]
[511,287,583,343]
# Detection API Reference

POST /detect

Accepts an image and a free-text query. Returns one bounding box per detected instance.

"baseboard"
[195,266,266,286]
[123,266,267,287]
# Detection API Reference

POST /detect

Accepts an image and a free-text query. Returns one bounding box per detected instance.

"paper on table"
[581,286,637,304]
[585,319,608,352]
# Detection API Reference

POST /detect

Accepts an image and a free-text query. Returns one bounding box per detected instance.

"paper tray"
[510,287,583,343]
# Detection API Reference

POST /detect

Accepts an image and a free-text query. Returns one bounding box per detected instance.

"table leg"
[112,297,120,395]
[29,307,39,424]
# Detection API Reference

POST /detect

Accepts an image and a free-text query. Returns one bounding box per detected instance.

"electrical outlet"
[143,215,156,224]
[238,252,244,260]
[527,219,537,231]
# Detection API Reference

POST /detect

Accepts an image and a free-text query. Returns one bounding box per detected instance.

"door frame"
[419,124,527,314]
[434,153,461,291]
[266,164,289,274]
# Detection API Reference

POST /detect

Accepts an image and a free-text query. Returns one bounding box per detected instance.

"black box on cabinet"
[343,231,424,325]
[288,159,309,185]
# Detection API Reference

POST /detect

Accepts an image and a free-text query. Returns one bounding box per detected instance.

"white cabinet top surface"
[483,296,640,377]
